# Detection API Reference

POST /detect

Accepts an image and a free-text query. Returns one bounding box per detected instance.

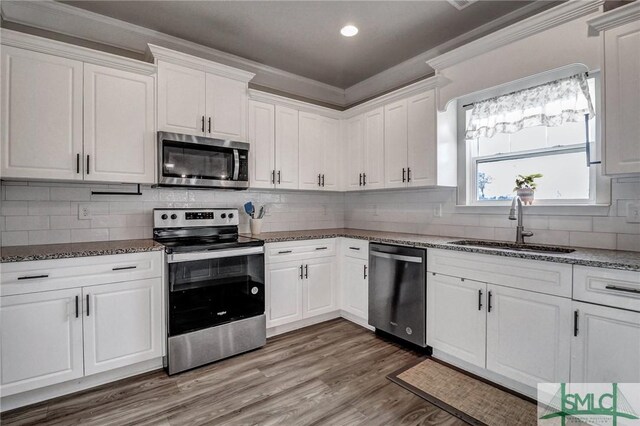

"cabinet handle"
[359,173,363,186]
[363,173,367,186]
[86,294,90,317]
[322,174,325,187]
[278,250,292,254]
[17,274,49,280]
[86,155,90,175]
[201,116,205,133]
[76,153,80,174]
[304,264,308,279]
[478,289,483,311]
[208,117,212,133]
[318,174,321,187]
[407,168,411,182]
[299,265,304,279]
[112,265,137,271]
[315,247,328,251]
[402,168,406,183]
[605,285,640,294]
[364,265,368,279]
[277,171,281,184]
[487,291,493,313]
[573,310,579,337]
[75,295,79,318]
[271,170,275,184]
[349,246,360,251]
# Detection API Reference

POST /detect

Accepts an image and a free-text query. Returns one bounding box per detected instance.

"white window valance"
[465,73,595,140]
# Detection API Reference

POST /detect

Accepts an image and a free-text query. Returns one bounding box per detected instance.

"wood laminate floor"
[1,319,466,426]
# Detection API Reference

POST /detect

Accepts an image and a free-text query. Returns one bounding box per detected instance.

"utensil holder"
[250,218,263,235]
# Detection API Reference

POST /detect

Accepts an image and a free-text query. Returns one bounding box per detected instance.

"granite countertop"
[247,228,640,272]
[0,239,164,263]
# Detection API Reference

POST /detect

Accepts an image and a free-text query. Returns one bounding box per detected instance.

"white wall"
[0,181,344,246]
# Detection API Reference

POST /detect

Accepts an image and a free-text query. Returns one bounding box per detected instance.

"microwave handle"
[233,149,240,180]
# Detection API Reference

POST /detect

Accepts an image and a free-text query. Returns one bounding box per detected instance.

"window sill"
[454,203,611,216]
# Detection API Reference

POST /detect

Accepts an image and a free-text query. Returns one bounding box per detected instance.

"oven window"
[162,141,234,181]
[168,253,264,336]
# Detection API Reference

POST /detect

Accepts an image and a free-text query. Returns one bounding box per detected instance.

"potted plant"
[514,173,542,205]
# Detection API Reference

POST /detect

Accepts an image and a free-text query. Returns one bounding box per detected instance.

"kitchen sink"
[448,240,576,254]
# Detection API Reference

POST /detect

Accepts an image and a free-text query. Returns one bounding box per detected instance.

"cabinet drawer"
[341,238,368,260]
[1,252,163,296]
[266,239,336,263]
[427,248,572,298]
[573,266,640,312]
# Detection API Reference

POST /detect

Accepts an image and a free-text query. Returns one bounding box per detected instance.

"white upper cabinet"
[384,99,409,188]
[363,107,385,189]
[205,73,247,141]
[150,45,254,141]
[83,64,155,184]
[275,105,299,189]
[157,61,206,136]
[1,46,84,181]
[601,17,640,175]
[320,116,340,190]
[346,115,365,190]
[248,100,276,189]
[299,111,323,190]
[407,91,437,186]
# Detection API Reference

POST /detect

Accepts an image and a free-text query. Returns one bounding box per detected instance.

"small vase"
[250,218,263,235]
[517,188,535,205]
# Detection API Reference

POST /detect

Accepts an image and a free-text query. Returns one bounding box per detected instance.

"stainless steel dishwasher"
[368,243,426,347]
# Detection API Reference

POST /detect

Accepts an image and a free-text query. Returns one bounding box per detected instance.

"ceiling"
[60,1,556,89]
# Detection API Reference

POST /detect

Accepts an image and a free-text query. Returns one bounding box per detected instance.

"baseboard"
[1,357,163,412]
[267,311,341,337]
[339,310,374,331]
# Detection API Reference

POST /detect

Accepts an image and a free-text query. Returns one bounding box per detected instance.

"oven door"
[168,247,265,337]
[158,132,249,189]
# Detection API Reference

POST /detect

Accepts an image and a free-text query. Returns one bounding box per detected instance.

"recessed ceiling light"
[340,25,358,37]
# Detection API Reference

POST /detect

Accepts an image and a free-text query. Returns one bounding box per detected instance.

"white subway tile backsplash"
[5,186,49,201]
[50,215,91,230]
[28,230,70,245]
[6,216,50,231]
[0,201,28,216]
[50,187,91,201]
[617,234,640,252]
[2,231,28,246]
[28,201,71,216]
[71,228,109,243]
[548,216,593,232]
[569,231,617,250]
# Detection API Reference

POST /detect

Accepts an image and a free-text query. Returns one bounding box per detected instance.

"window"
[461,75,601,205]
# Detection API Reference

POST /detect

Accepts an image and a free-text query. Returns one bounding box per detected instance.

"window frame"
[456,67,610,208]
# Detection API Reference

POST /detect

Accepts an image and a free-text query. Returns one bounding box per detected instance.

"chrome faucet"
[509,196,533,244]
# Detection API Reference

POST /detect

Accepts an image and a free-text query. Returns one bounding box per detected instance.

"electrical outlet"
[78,204,91,220]
[433,204,442,218]
[627,202,640,223]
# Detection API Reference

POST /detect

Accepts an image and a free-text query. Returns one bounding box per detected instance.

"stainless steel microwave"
[158,132,249,189]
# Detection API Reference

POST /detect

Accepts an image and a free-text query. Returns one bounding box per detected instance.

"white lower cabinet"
[571,301,640,383]
[486,285,572,388]
[341,256,368,321]
[303,257,337,317]
[83,278,163,376]
[1,288,84,396]
[266,260,304,327]
[427,274,486,368]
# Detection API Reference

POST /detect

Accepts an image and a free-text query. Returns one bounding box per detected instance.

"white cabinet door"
[267,260,303,327]
[275,106,299,189]
[83,278,162,376]
[427,273,486,368]
[83,64,155,184]
[1,288,83,396]
[341,256,368,321]
[157,61,206,135]
[346,114,365,190]
[407,91,437,187]
[1,46,83,180]
[303,257,337,318]
[298,111,322,190]
[320,116,340,191]
[603,19,640,175]
[384,99,408,188]
[486,285,572,388]
[571,301,640,383]
[248,100,275,189]
[364,107,385,190]
[205,73,247,141]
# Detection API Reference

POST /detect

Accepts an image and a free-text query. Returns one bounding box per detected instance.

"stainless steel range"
[153,208,265,375]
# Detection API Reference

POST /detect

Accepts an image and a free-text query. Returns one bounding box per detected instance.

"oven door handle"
[168,246,264,263]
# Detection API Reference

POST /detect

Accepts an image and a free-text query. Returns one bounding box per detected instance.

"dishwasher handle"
[370,250,423,264]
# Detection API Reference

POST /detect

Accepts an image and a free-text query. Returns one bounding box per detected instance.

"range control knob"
[171,214,178,220]
[228,213,234,219]
[220,213,226,219]
[161,214,168,220]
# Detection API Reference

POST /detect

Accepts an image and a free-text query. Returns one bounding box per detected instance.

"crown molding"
[146,44,255,82]
[248,89,343,119]
[0,0,346,105]
[342,75,449,119]
[0,28,156,75]
[587,1,640,33]
[427,0,605,71]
